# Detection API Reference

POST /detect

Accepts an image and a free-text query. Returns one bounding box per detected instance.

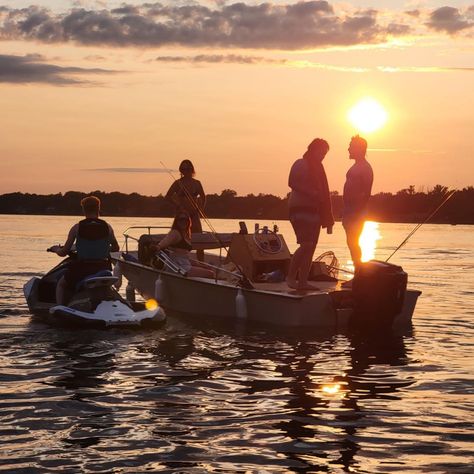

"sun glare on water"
[348,97,388,133]
[359,221,381,262]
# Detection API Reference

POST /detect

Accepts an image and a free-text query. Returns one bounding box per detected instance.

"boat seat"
[76,270,118,291]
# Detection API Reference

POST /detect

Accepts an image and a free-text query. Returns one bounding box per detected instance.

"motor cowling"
[351,260,407,328]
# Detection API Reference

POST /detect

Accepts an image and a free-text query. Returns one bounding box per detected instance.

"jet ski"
[23,249,166,328]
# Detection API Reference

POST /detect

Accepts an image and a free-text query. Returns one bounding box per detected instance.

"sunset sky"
[1,1,473,197]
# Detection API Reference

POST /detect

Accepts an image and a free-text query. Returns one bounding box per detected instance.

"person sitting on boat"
[287,138,334,291]
[152,212,214,278]
[49,195,120,305]
[165,159,206,261]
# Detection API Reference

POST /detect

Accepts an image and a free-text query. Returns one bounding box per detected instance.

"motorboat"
[112,224,421,330]
[24,249,166,328]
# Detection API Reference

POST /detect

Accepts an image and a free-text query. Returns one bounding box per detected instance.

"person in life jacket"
[49,195,119,304]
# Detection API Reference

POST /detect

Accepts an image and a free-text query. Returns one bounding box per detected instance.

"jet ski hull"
[24,261,166,329]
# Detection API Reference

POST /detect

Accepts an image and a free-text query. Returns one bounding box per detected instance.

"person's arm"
[153,230,180,251]
[109,225,120,252]
[50,224,77,257]
[196,180,206,210]
[165,181,180,208]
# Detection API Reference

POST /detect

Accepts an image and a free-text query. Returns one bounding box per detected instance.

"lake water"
[0,215,473,473]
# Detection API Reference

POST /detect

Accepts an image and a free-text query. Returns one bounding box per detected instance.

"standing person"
[165,159,206,261]
[48,196,119,305]
[342,135,373,279]
[287,138,334,291]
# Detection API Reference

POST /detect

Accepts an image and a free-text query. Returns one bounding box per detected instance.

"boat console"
[226,232,291,281]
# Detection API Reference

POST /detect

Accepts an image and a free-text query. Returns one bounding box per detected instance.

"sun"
[348,97,388,133]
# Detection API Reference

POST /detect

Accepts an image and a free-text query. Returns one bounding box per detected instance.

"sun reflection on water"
[320,382,347,399]
[359,221,381,262]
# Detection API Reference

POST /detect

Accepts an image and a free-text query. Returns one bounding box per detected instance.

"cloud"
[0,2,411,50]
[369,148,446,155]
[0,3,471,50]
[427,6,473,34]
[155,54,285,64]
[0,53,116,84]
[86,168,177,173]
[154,54,473,74]
[376,66,474,73]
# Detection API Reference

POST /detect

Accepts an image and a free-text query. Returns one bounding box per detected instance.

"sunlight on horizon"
[348,97,388,134]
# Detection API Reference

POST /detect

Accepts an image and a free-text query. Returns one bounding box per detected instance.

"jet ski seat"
[76,270,118,291]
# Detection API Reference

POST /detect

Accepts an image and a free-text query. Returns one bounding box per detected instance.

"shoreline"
[0,212,471,225]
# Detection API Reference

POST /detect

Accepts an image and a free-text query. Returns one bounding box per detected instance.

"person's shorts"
[289,208,321,244]
[164,252,192,274]
[64,260,111,290]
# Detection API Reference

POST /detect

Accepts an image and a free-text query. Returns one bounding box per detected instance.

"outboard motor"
[351,260,407,329]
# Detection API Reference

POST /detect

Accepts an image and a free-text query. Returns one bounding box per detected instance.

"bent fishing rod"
[385,189,456,262]
[160,161,255,289]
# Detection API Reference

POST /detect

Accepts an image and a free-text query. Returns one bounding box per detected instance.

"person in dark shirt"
[343,135,374,276]
[287,138,334,290]
[49,196,119,304]
[152,211,214,278]
[165,159,206,261]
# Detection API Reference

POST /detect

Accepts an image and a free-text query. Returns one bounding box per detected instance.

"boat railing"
[122,225,172,253]
[122,225,223,253]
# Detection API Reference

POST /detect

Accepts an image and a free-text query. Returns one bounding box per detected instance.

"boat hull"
[116,258,421,329]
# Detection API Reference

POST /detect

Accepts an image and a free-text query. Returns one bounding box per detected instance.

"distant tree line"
[0,185,472,224]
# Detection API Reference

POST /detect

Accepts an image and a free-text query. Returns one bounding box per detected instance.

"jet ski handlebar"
[47,245,77,258]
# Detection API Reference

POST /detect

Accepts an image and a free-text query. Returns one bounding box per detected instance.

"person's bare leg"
[287,242,318,290]
[295,242,318,290]
[287,245,304,288]
[196,249,205,262]
[191,217,204,262]
[342,221,364,287]
[56,276,67,305]
[188,266,214,278]
[346,221,364,271]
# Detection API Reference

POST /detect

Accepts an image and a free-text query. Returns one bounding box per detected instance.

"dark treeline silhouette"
[0,185,472,224]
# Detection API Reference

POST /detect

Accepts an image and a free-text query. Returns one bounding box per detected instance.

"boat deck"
[252,280,345,295]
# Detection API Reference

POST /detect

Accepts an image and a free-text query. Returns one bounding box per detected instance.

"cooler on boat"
[226,233,291,280]
[351,260,407,327]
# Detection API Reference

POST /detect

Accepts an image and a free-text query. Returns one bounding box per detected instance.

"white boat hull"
[115,257,421,329]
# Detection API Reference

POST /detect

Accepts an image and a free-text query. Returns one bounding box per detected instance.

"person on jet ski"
[49,196,120,305]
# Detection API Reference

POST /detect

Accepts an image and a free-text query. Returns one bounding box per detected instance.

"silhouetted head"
[303,138,330,162]
[81,195,100,217]
[349,135,368,160]
[179,159,195,177]
[172,211,192,237]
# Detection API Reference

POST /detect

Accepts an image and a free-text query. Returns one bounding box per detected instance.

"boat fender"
[155,275,165,304]
[112,263,122,290]
[125,282,136,302]
[236,288,248,319]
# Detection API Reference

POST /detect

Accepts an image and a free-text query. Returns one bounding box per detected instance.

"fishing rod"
[385,189,456,262]
[160,161,255,289]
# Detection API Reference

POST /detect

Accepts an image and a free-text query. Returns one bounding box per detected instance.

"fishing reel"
[252,226,283,254]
